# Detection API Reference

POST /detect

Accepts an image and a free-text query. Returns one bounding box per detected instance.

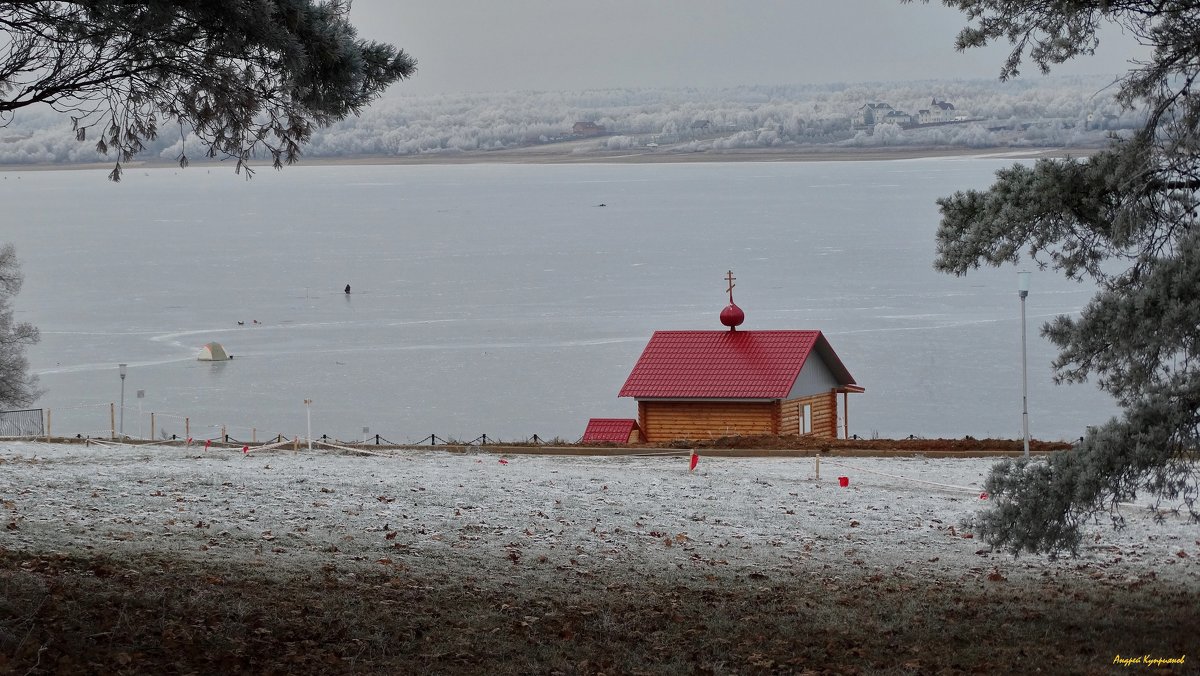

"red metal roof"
[581,418,638,443]
[618,330,856,399]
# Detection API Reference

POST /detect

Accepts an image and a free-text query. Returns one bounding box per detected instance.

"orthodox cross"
[725,270,736,303]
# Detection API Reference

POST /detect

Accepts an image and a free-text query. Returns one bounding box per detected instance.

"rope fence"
[68,435,524,458]
[8,406,1071,460]
[819,458,983,495]
[17,402,573,447]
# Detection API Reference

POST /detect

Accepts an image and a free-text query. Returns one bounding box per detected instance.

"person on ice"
[344,284,351,295]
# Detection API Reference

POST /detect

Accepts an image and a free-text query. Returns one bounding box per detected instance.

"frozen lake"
[3,159,1116,442]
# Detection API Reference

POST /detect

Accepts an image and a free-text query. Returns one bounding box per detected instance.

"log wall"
[638,401,778,442]
[780,391,838,438]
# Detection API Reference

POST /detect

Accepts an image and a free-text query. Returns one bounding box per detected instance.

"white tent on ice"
[197,342,230,361]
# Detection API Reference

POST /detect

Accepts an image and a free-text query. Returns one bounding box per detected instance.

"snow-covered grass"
[3,442,1195,583]
[2,442,1196,674]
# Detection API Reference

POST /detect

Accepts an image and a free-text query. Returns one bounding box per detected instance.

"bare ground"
[1,442,1194,675]
[1,549,1195,675]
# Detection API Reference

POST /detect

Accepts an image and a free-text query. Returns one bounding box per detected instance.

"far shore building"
[610,272,863,442]
[854,102,894,128]
[879,110,913,127]
[918,99,961,125]
[860,99,965,128]
[572,121,605,137]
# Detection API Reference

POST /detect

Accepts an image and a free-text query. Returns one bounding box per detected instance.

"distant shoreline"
[0,145,1102,173]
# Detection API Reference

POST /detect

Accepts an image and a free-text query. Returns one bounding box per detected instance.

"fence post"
[375,434,380,445]
[186,417,190,440]
[110,403,116,440]
[45,409,51,441]
[221,425,226,442]
[150,412,155,442]
[252,428,256,443]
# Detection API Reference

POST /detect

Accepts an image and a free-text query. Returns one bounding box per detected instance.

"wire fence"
[9,405,1065,451]
[11,403,573,446]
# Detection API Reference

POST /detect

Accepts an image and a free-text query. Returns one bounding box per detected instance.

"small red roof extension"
[581,418,638,443]
[618,330,855,399]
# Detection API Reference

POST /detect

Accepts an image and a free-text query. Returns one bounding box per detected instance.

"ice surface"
[2,160,1117,441]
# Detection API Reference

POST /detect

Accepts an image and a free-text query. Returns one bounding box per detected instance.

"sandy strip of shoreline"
[0,145,1101,173]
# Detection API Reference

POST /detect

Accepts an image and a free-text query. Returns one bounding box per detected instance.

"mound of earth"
[670,435,1074,453]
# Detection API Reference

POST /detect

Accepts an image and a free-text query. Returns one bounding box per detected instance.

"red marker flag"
[498,458,509,465]
[204,439,211,451]
[689,451,699,472]
[242,445,249,454]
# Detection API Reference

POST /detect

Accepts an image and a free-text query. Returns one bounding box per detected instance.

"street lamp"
[1017,271,1031,458]
[304,399,313,450]
[118,363,127,438]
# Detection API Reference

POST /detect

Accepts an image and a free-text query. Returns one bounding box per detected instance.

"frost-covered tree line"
[0,75,1136,165]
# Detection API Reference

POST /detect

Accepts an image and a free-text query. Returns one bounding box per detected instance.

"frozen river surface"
[2,159,1116,442]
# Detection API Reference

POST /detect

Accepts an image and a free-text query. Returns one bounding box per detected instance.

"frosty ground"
[2,442,1196,674]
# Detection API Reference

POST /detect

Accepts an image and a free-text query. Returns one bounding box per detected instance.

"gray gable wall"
[787,352,839,399]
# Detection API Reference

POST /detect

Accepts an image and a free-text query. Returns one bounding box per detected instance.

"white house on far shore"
[854,102,894,128]
[857,98,967,130]
[918,99,962,125]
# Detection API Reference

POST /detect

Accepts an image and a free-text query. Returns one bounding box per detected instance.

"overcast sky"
[349,1,1147,96]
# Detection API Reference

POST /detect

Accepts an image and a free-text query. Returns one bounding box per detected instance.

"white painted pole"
[118,363,127,437]
[304,399,313,450]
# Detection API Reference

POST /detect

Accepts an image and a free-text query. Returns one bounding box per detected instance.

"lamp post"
[118,364,127,437]
[1017,271,1031,458]
[304,399,312,450]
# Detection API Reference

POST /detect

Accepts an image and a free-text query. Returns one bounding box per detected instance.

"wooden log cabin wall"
[637,401,777,442]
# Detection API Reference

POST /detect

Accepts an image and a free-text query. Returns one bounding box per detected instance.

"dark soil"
[673,435,1074,454]
[1,548,1193,675]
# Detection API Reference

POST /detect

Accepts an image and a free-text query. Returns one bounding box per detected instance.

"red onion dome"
[720,302,745,329]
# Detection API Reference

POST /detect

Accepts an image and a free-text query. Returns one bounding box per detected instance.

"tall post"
[118,363,127,437]
[304,399,313,450]
[842,391,849,439]
[1018,271,1031,459]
